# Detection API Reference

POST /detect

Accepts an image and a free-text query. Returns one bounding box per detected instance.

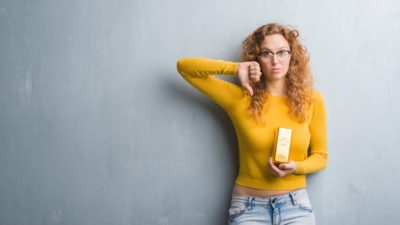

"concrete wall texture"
[1,0,400,224]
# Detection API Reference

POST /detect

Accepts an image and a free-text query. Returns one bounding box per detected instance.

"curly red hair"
[241,23,314,125]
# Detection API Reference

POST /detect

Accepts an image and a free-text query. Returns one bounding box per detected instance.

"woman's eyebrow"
[260,46,290,51]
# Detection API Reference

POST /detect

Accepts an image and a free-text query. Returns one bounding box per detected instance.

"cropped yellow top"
[176,57,328,190]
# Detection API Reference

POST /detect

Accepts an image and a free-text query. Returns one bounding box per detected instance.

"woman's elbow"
[176,58,190,74]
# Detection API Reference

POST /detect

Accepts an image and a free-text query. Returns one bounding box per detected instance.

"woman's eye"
[263,52,272,57]
[277,51,286,56]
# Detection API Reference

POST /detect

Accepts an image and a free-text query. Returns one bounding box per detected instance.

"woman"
[176,23,327,225]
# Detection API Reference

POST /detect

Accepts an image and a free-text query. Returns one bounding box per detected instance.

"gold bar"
[272,128,292,164]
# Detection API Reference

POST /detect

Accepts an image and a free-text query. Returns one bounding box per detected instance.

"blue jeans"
[228,188,316,225]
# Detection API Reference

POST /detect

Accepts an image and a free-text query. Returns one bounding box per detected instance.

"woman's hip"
[228,188,316,225]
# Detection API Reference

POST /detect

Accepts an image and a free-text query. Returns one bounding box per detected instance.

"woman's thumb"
[243,83,253,96]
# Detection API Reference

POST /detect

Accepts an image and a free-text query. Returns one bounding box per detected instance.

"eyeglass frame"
[256,50,292,61]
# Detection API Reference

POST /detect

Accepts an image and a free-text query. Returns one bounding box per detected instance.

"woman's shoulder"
[311,90,324,102]
[310,90,326,111]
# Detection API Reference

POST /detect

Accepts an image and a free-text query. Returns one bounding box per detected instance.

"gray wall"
[1,0,400,224]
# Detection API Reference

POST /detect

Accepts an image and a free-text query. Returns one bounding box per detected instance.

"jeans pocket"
[228,200,247,221]
[296,194,313,212]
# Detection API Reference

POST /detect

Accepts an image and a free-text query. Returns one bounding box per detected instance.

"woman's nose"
[272,55,279,64]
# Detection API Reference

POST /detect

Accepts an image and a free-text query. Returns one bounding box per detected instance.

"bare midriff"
[232,184,302,198]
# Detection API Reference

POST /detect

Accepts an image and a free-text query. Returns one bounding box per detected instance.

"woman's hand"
[268,157,298,177]
[236,61,262,96]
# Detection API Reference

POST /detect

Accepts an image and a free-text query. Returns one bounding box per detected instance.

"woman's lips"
[271,68,281,73]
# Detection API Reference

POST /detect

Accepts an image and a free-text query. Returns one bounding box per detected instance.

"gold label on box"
[274,128,292,163]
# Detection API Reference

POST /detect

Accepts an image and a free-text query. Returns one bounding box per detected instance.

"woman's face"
[257,34,291,81]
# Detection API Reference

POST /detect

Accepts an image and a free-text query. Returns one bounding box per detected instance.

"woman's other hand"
[268,157,298,177]
[236,61,262,96]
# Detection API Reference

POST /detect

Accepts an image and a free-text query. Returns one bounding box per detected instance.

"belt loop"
[246,197,255,210]
[289,193,297,206]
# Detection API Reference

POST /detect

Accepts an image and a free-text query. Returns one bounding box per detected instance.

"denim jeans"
[228,188,316,225]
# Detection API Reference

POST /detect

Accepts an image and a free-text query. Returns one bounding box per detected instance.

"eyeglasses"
[257,50,291,61]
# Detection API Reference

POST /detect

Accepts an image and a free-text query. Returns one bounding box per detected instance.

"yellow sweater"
[176,57,328,190]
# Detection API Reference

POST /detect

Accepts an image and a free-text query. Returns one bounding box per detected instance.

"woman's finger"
[268,161,279,177]
[250,74,260,82]
[249,69,261,76]
[243,83,253,96]
[249,70,261,76]
[249,67,259,72]
[268,157,283,177]
[279,163,291,170]
[267,158,277,175]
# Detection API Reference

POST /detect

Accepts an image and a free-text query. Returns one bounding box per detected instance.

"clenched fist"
[236,61,262,96]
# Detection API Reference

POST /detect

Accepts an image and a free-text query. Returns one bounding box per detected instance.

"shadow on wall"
[162,74,241,223]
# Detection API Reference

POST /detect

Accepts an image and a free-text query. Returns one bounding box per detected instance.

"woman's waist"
[232,183,304,198]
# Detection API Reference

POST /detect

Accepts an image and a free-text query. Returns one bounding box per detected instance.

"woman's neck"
[265,79,287,96]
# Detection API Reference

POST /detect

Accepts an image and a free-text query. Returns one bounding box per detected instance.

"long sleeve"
[176,57,243,110]
[294,92,328,175]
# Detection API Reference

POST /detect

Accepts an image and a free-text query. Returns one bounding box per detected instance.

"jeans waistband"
[231,188,308,209]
